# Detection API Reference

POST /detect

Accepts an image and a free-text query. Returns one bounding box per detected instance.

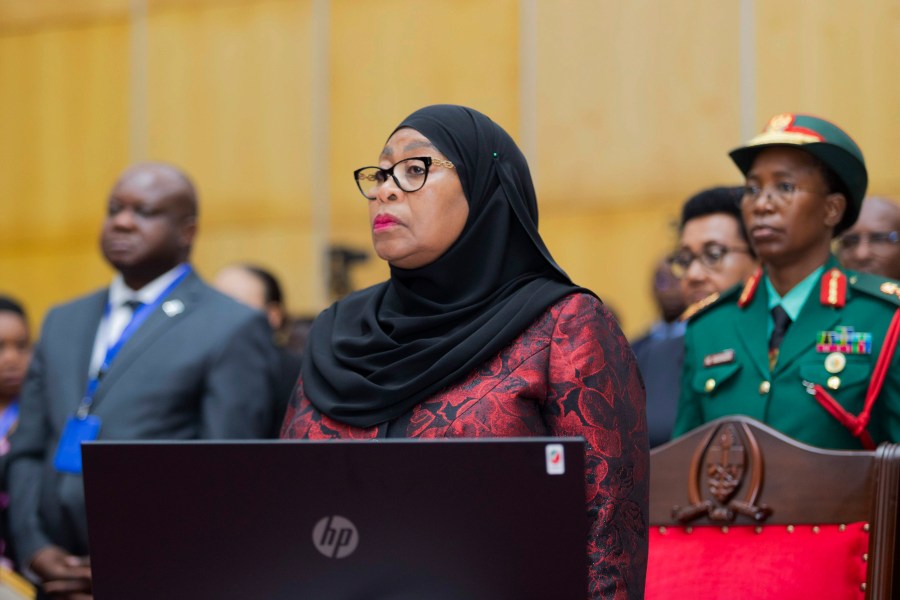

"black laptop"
[82,437,587,600]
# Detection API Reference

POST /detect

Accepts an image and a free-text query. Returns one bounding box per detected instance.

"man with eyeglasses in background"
[671,186,759,307]
[836,196,900,280]
[673,114,900,450]
[634,187,757,447]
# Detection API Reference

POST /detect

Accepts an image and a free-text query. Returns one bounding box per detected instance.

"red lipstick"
[373,214,399,232]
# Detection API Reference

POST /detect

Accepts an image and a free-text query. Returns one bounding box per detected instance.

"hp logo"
[312,515,359,559]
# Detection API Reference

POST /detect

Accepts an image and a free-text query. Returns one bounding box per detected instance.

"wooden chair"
[646,416,900,599]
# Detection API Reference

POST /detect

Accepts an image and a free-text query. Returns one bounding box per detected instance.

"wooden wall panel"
[533,0,743,334]
[144,0,316,313]
[327,0,521,293]
[0,18,129,326]
[3,0,900,338]
[755,0,900,197]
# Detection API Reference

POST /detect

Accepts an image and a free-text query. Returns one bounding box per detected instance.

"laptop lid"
[83,437,587,600]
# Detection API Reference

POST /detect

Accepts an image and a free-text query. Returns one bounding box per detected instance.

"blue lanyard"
[0,401,18,438]
[77,265,192,418]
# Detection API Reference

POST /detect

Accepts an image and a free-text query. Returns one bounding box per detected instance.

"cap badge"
[766,113,794,132]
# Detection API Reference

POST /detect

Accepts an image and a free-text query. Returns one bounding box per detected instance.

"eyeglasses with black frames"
[740,182,825,209]
[837,231,900,252]
[353,156,455,200]
[668,242,753,279]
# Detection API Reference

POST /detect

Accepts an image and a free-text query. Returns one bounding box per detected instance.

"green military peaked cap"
[729,113,868,234]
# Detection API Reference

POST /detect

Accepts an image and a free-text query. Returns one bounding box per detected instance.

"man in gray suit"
[7,163,278,599]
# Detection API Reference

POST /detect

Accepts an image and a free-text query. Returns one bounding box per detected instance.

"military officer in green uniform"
[673,113,900,449]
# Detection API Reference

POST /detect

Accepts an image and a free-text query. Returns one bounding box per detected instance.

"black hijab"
[302,105,589,427]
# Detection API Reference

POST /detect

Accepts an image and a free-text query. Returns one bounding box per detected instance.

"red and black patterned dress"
[282,293,648,599]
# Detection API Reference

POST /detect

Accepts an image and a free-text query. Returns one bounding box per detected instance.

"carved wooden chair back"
[646,416,900,599]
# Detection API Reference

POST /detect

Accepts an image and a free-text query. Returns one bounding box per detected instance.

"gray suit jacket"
[7,271,278,563]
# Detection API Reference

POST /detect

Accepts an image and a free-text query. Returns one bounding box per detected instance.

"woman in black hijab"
[282,105,648,598]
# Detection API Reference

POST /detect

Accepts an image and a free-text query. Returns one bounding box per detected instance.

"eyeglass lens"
[839,231,900,250]
[670,244,730,277]
[740,182,799,207]
[355,158,430,199]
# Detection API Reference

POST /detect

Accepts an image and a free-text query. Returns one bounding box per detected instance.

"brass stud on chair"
[862,553,868,562]
[685,527,693,534]
[755,527,763,534]
[812,526,820,534]
[863,523,870,532]
[787,525,795,533]
[658,526,667,534]
[721,526,729,534]
[861,582,867,592]
[839,524,847,532]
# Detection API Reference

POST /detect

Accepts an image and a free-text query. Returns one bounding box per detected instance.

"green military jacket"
[673,255,900,449]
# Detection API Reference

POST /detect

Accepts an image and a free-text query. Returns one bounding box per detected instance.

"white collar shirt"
[88,264,188,377]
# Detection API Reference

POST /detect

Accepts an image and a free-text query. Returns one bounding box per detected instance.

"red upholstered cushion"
[646,523,869,600]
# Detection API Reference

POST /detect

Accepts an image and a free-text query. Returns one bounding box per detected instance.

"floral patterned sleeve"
[280,293,649,599]
[544,295,649,599]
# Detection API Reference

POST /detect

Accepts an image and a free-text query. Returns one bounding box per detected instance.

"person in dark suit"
[7,163,277,599]
[630,259,686,448]
[214,263,303,433]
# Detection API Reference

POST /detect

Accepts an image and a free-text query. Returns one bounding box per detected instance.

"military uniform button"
[704,378,716,392]
[759,381,771,394]
[827,376,841,390]
[824,352,846,374]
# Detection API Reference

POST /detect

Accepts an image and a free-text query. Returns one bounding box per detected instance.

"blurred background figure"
[0,296,31,572]
[631,259,687,447]
[634,186,759,448]
[633,258,687,343]
[671,186,759,306]
[8,163,277,600]
[214,264,303,433]
[836,196,900,280]
[214,264,292,344]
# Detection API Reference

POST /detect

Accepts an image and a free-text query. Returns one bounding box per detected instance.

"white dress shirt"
[88,264,188,377]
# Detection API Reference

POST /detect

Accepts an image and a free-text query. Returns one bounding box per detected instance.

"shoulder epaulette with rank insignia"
[820,268,847,308]
[679,292,720,322]
[848,272,900,307]
[680,275,750,322]
[738,267,763,308]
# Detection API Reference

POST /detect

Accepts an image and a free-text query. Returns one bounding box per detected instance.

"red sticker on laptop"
[545,443,565,475]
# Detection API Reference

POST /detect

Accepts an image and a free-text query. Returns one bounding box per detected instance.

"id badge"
[53,414,102,474]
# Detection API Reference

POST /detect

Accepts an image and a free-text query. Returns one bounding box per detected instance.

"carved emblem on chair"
[672,421,773,524]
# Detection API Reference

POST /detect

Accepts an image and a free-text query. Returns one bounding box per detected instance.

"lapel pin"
[162,299,185,317]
